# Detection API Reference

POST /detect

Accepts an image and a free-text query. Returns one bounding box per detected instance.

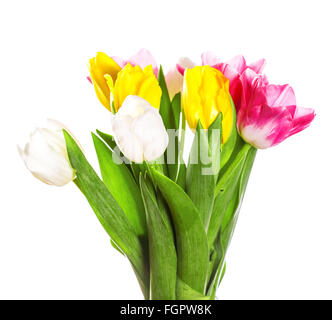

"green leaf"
[165,93,185,184]
[208,260,226,300]
[176,163,186,190]
[158,69,183,183]
[239,147,257,196]
[221,147,257,252]
[139,175,177,300]
[215,141,251,196]
[63,130,149,298]
[92,133,147,239]
[158,65,172,130]
[150,168,209,294]
[176,279,211,300]
[171,92,181,130]
[96,129,116,150]
[220,95,238,169]
[207,155,246,248]
[186,115,222,228]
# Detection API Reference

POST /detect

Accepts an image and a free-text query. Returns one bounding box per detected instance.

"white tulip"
[111,95,169,163]
[18,119,76,186]
[165,57,196,99]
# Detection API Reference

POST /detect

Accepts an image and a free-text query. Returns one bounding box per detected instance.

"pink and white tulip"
[237,84,315,148]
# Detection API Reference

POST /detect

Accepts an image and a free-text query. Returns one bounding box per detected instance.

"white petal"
[178,56,196,69]
[166,57,196,99]
[116,95,148,118]
[240,124,273,149]
[112,114,144,163]
[165,67,183,99]
[132,108,168,162]
[111,95,169,163]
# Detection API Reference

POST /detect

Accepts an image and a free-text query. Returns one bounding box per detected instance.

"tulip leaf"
[139,175,177,300]
[186,114,222,228]
[176,163,186,190]
[96,129,116,150]
[176,279,211,300]
[167,93,184,183]
[96,129,142,183]
[221,147,257,250]
[239,147,257,196]
[92,133,147,240]
[208,146,256,295]
[206,233,225,298]
[171,92,181,130]
[207,154,246,248]
[215,140,251,196]
[150,168,209,294]
[158,67,185,186]
[220,95,238,169]
[158,65,172,130]
[63,130,149,298]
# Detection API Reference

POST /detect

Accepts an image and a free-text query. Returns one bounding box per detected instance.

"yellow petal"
[113,64,162,112]
[182,66,233,143]
[89,52,121,110]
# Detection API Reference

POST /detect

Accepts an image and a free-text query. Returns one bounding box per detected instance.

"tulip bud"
[18,119,76,186]
[111,95,169,163]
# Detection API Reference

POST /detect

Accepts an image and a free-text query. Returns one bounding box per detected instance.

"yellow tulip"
[112,64,162,112]
[89,52,122,110]
[182,65,233,143]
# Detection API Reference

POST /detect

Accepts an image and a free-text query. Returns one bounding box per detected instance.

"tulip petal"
[128,48,159,78]
[112,114,144,163]
[249,58,266,74]
[201,51,221,66]
[240,105,292,149]
[132,108,169,162]
[165,66,183,99]
[227,55,247,73]
[289,107,315,136]
[264,84,296,108]
[176,57,196,76]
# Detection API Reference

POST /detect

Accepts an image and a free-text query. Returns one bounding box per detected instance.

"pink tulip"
[112,48,159,78]
[177,51,315,149]
[237,84,315,148]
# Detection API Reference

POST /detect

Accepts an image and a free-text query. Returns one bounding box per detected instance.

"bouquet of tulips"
[19,49,315,300]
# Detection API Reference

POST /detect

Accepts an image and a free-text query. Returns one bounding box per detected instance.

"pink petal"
[289,107,315,136]
[239,104,292,148]
[264,84,296,108]
[111,56,127,68]
[176,64,185,76]
[213,62,243,111]
[201,51,221,66]
[249,58,266,74]
[227,55,247,73]
[128,48,158,77]
[240,68,267,111]
[87,76,92,84]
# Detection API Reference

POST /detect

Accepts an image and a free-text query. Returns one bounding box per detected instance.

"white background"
[0,0,331,299]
